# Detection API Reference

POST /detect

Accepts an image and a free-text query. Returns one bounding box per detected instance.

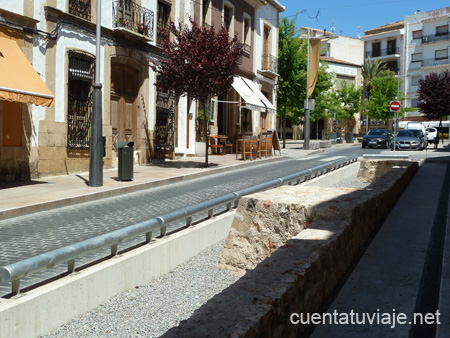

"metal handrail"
[0,155,358,294]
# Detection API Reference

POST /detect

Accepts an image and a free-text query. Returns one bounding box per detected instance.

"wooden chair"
[259,133,273,158]
[209,136,223,155]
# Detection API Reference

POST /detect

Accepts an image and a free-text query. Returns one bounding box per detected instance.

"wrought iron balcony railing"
[261,54,278,74]
[422,31,450,44]
[365,47,400,58]
[421,56,450,67]
[112,0,154,39]
[69,0,91,20]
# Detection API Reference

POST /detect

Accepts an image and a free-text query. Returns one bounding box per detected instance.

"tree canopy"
[328,81,363,121]
[277,16,334,144]
[417,70,450,122]
[150,19,243,166]
[365,72,400,120]
[277,15,303,146]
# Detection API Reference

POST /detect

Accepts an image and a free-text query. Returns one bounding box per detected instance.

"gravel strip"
[41,240,238,338]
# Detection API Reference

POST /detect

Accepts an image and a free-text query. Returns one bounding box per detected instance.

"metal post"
[304,28,310,150]
[89,0,103,187]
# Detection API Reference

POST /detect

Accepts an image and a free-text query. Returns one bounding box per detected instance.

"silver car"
[392,129,427,150]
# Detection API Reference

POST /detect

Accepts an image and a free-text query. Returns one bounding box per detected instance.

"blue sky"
[279,0,448,38]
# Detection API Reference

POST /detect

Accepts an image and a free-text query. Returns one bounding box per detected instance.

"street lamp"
[301,28,338,150]
[89,0,103,186]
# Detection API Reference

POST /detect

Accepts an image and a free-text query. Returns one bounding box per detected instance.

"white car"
[426,127,437,143]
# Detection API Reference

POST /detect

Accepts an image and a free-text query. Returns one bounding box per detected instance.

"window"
[436,25,449,36]
[435,49,448,60]
[243,14,251,53]
[372,42,381,57]
[410,99,419,108]
[202,0,211,26]
[384,60,398,73]
[411,53,422,63]
[157,2,171,46]
[412,30,422,40]
[387,40,396,55]
[262,25,271,70]
[411,76,421,86]
[67,51,95,149]
[224,5,233,34]
[69,0,91,20]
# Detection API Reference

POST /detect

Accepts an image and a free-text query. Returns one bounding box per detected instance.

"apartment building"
[403,7,450,118]
[0,0,283,182]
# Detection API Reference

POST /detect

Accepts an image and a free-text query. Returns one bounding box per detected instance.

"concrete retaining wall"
[162,160,419,337]
[0,213,235,338]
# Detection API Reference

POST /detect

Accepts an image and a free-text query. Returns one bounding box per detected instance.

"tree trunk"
[203,98,209,167]
[282,105,286,149]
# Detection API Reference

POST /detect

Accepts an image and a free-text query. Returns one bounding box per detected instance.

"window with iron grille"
[69,0,91,20]
[67,51,95,149]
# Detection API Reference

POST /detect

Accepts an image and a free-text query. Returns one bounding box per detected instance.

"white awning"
[231,76,266,112]
[241,77,277,114]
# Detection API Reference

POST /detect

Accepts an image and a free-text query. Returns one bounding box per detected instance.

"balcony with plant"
[113,0,154,39]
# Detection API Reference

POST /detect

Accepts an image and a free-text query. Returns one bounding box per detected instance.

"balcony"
[365,47,400,58]
[422,32,450,44]
[421,57,450,67]
[112,0,154,40]
[69,0,91,20]
[261,54,278,75]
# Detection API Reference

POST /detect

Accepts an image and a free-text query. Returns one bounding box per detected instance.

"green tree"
[308,61,335,123]
[365,72,401,120]
[277,14,303,148]
[329,81,363,120]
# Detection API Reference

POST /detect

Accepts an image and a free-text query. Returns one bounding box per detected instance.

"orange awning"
[0,37,54,107]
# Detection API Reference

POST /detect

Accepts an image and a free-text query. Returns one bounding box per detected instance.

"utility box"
[118,141,134,181]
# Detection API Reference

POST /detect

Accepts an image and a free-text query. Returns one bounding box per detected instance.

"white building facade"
[403,7,450,114]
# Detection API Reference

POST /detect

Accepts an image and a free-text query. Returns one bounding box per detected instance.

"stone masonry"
[162,160,419,338]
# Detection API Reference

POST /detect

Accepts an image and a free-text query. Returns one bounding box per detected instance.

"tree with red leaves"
[150,19,243,167]
[417,70,450,144]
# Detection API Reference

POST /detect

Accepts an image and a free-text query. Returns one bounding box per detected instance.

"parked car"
[404,122,428,147]
[425,127,437,144]
[362,129,392,149]
[392,129,427,150]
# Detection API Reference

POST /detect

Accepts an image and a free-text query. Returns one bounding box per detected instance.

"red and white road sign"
[390,101,401,112]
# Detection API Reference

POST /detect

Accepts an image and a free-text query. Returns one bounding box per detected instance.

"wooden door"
[110,64,138,151]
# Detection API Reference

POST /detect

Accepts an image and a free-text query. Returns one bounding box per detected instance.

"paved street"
[0,140,448,297]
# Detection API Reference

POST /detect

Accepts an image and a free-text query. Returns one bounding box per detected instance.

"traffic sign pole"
[390,101,401,152]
